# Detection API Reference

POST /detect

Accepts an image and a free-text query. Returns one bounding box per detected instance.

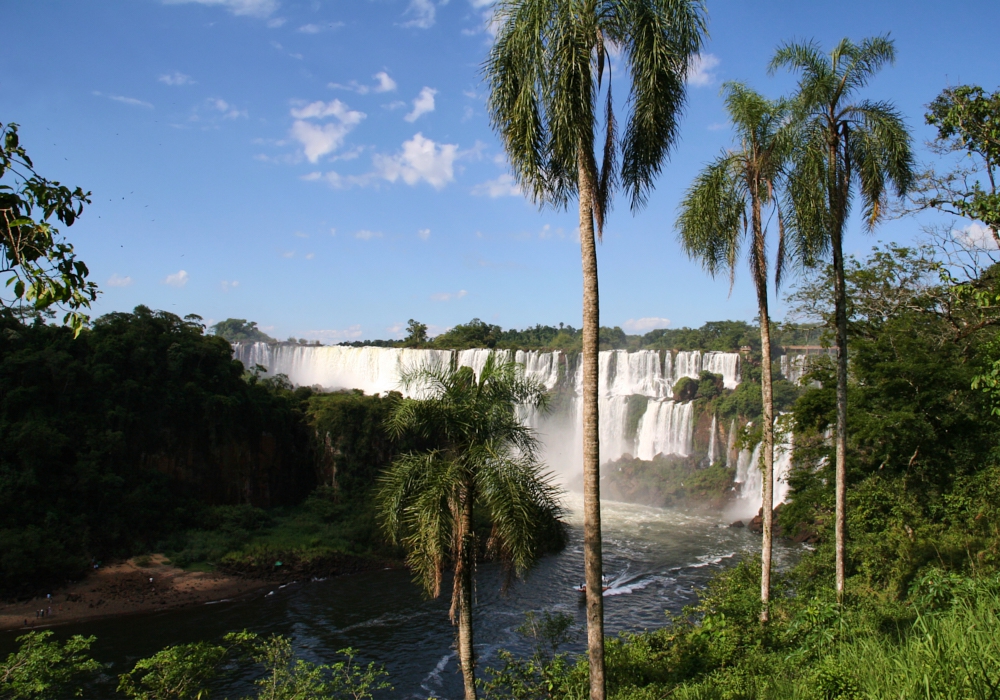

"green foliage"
[432,318,503,349]
[0,122,97,335]
[210,319,276,344]
[377,355,564,597]
[118,640,232,700]
[642,321,758,353]
[0,632,99,700]
[403,319,428,347]
[112,632,391,700]
[0,306,316,597]
[602,455,736,509]
[922,84,1000,243]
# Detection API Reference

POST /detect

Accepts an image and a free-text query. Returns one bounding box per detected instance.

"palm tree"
[484,4,705,696]
[676,83,795,623]
[377,355,563,700]
[771,37,914,601]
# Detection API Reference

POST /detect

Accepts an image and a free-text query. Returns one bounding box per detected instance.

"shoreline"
[0,553,402,633]
[0,555,267,632]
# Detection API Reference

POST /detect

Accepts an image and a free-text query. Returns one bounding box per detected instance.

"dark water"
[1,496,797,698]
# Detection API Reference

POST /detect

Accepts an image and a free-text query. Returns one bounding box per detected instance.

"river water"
[2,495,797,698]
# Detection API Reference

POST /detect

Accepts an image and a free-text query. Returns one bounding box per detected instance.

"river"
[2,495,798,698]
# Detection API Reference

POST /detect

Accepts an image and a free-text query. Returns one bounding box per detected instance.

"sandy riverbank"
[0,555,266,632]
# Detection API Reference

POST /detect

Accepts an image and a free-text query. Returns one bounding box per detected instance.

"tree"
[920,85,1000,247]
[376,355,563,700]
[0,122,96,335]
[210,318,276,343]
[772,36,915,600]
[484,4,705,695]
[404,319,428,347]
[676,83,795,622]
[0,632,99,699]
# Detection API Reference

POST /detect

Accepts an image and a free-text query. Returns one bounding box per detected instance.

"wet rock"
[729,520,745,528]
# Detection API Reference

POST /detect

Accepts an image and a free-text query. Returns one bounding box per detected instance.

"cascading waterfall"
[706,414,718,465]
[731,418,794,518]
[634,400,694,460]
[725,418,737,469]
[233,342,743,472]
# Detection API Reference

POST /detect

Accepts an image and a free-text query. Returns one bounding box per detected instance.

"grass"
[160,487,398,573]
[482,562,1000,700]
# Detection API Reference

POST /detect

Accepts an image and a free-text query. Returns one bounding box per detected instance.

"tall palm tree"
[377,355,563,700]
[676,83,795,623]
[484,4,704,696]
[771,37,914,601]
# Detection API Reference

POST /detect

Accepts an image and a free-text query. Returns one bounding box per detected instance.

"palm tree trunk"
[578,155,606,700]
[457,493,477,700]
[831,224,848,603]
[753,202,775,625]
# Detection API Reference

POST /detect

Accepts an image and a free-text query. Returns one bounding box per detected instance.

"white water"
[730,418,794,520]
[233,343,743,471]
[706,414,718,465]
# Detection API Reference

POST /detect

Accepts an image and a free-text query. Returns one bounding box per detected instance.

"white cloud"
[431,289,468,302]
[472,173,522,198]
[468,0,493,7]
[282,250,295,258]
[622,317,671,333]
[402,0,435,28]
[418,228,431,240]
[294,231,309,238]
[266,17,286,27]
[355,229,383,240]
[303,325,363,341]
[209,98,247,119]
[289,99,366,163]
[107,273,133,287]
[164,270,189,287]
[328,72,396,96]
[374,133,457,189]
[298,21,343,33]
[159,72,194,86]
[686,53,720,88]
[290,99,364,121]
[94,91,153,109]
[329,227,337,236]
[954,222,999,249]
[404,87,437,122]
[221,279,240,291]
[373,71,397,93]
[161,0,278,18]
[305,252,315,259]
[301,171,322,181]
[386,322,405,337]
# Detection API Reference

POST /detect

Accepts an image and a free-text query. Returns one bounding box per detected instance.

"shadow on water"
[1,495,799,699]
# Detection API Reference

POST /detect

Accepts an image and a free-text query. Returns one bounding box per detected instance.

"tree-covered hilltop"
[330,317,823,353]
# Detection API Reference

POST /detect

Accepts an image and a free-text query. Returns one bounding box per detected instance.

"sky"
[3,0,999,342]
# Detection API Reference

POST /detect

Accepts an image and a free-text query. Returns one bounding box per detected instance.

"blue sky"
[4,0,999,341]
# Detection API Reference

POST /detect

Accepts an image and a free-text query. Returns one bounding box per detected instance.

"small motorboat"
[574,576,611,594]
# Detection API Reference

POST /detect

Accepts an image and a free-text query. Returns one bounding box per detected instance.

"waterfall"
[634,399,694,460]
[233,343,744,470]
[725,418,737,469]
[707,414,717,465]
[731,418,794,518]
[780,353,808,385]
[703,352,741,389]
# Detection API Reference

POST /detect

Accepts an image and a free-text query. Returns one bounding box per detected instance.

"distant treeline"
[214,316,825,353]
